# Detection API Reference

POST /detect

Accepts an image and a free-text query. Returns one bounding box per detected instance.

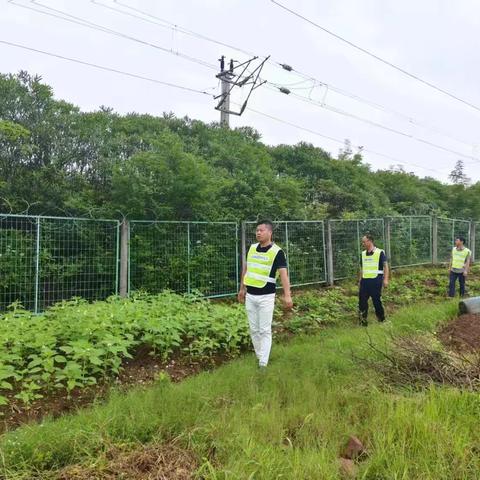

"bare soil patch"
[438,314,480,353]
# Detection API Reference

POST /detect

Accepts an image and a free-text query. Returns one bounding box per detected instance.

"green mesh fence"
[1,214,476,311]
[38,217,119,311]
[129,221,238,297]
[389,216,432,267]
[475,223,479,263]
[437,218,471,263]
[0,215,37,311]
[330,218,385,280]
[0,214,119,312]
[244,221,327,286]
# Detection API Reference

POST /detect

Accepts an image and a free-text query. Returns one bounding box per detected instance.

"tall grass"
[3,300,477,479]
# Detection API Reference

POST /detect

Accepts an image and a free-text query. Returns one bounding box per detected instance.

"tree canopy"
[1,72,478,221]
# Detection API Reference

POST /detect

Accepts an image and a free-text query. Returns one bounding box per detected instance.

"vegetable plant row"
[0,293,249,406]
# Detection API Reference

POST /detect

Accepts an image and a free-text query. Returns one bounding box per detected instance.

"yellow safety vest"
[361,248,384,279]
[244,243,281,288]
[451,247,471,270]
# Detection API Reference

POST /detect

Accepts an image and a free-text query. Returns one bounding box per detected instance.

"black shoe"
[359,314,368,327]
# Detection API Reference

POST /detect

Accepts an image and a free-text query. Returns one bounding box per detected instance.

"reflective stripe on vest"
[452,247,470,269]
[244,243,281,288]
[362,248,384,279]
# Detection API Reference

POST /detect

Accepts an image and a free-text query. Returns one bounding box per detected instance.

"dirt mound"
[56,444,197,480]
[438,314,480,353]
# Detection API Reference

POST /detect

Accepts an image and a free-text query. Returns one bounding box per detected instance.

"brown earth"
[438,314,480,353]
[0,346,231,434]
[56,443,198,480]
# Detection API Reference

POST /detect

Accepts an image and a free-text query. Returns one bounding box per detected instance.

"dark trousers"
[449,271,466,297]
[359,277,385,322]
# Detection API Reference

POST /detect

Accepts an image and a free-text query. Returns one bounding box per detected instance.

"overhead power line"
[270,0,480,114]
[244,107,443,175]
[90,0,475,148]
[8,0,218,71]
[265,83,480,164]
[10,0,478,164]
[0,39,444,175]
[0,39,214,95]
[100,0,258,58]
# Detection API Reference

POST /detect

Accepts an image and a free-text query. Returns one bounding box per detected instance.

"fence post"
[470,221,476,263]
[326,220,334,286]
[384,217,391,262]
[356,220,361,259]
[119,219,129,297]
[241,221,246,274]
[34,216,41,314]
[235,223,240,291]
[432,215,438,265]
[322,221,328,284]
[187,223,191,294]
[284,222,290,272]
[115,221,120,296]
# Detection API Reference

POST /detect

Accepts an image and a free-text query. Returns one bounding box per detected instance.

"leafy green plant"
[0,292,250,406]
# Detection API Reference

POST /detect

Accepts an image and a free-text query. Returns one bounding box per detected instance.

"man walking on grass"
[238,220,293,369]
[448,236,471,298]
[358,234,389,326]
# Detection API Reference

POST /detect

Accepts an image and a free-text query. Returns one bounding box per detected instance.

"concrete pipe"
[459,297,480,315]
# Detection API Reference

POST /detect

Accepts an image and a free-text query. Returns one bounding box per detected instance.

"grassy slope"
[3,298,480,479]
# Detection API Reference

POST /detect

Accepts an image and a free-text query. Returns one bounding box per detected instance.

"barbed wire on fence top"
[0,213,477,311]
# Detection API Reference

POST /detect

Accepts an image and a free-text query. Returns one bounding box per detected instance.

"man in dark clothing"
[448,236,471,297]
[358,234,389,326]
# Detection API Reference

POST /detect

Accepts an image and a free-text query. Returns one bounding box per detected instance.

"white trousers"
[245,293,275,366]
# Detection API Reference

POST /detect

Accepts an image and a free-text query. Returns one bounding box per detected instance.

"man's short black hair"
[256,219,274,232]
[363,233,374,243]
[456,236,466,244]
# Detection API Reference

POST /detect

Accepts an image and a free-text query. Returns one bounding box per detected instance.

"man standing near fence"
[448,236,471,297]
[238,220,293,369]
[358,234,389,326]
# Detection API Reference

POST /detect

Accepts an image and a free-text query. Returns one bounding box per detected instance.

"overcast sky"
[2,0,480,183]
